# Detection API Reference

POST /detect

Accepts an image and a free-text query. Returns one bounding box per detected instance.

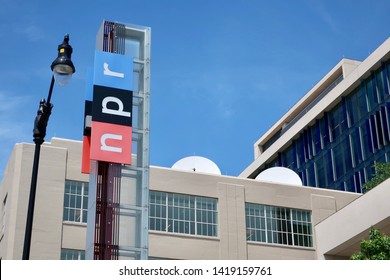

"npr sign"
[82,50,133,172]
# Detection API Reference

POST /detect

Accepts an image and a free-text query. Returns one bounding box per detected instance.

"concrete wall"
[0,138,89,260]
[0,138,366,260]
[149,166,359,259]
[315,178,390,259]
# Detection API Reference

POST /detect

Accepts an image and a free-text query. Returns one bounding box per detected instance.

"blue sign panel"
[93,50,133,90]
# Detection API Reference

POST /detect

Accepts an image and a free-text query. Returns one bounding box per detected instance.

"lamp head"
[51,34,75,86]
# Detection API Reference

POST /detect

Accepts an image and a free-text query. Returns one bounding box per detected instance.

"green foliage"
[351,227,390,260]
[362,162,390,192]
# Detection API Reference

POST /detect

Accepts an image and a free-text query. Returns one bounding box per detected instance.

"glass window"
[61,249,85,260]
[329,102,347,141]
[260,59,390,194]
[307,161,316,187]
[346,87,367,126]
[149,191,217,237]
[245,203,312,248]
[363,119,374,157]
[282,144,296,169]
[63,181,88,223]
[351,128,363,167]
[381,106,390,143]
[315,150,333,187]
[387,62,390,94]
[332,136,352,181]
[366,76,379,112]
[296,137,305,168]
[375,68,387,102]
[320,114,330,147]
[313,121,322,155]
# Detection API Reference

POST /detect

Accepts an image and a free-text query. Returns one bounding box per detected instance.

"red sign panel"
[90,121,132,164]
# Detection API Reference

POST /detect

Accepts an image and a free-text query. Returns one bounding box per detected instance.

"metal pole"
[22,142,42,260]
[22,76,54,260]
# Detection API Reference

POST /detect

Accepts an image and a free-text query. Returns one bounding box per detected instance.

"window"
[366,76,379,112]
[63,181,88,223]
[329,102,347,141]
[246,203,312,248]
[332,136,353,182]
[315,150,334,187]
[149,191,218,237]
[61,249,85,260]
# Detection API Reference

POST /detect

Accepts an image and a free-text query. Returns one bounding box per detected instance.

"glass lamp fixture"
[51,34,75,86]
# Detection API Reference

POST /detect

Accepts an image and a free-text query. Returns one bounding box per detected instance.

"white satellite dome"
[172,156,221,175]
[255,167,303,186]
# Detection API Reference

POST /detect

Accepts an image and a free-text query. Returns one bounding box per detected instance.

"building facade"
[241,38,390,193]
[1,138,389,260]
[1,38,390,260]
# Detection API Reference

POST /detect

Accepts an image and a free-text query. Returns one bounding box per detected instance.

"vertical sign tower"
[84,21,151,260]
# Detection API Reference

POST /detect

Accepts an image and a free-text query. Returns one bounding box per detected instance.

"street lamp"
[22,34,75,260]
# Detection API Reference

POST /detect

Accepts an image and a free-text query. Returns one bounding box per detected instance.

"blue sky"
[0,0,389,181]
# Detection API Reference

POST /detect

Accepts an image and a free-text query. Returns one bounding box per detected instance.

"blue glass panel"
[277,152,282,166]
[321,113,330,147]
[364,119,374,155]
[346,92,356,126]
[314,120,322,154]
[329,103,346,141]
[282,144,296,169]
[291,141,297,169]
[382,63,390,96]
[345,175,356,192]
[298,171,306,186]
[383,106,390,143]
[376,67,387,101]
[342,98,348,130]
[351,128,363,166]
[370,114,379,150]
[326,150,334,185]
[344,136,353,172]
[307,129,313,159]
[315,156,324,188]
[303,130,309,161]
[386,62,390,95]
[307,162,316,187]
[366,76,379,112]
[296,137,305,167]
[338,182,346,191]
[354,171,362,193]
[376,111,384,146]
[333,144,343,180]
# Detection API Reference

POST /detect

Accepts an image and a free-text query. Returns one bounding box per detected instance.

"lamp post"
[22,35,75,260]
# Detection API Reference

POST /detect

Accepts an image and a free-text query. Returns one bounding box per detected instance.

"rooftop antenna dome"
[255,167,303,186]
[172,156,221,175]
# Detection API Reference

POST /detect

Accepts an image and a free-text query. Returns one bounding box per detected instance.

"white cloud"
[308,1,341,34]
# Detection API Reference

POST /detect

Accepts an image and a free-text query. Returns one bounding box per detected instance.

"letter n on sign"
[90,121,132,164]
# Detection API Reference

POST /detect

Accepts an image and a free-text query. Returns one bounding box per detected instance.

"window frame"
[63,180,89,224]
[245,203,313,248]
[149,191,218,237]
[61,248,85,260]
